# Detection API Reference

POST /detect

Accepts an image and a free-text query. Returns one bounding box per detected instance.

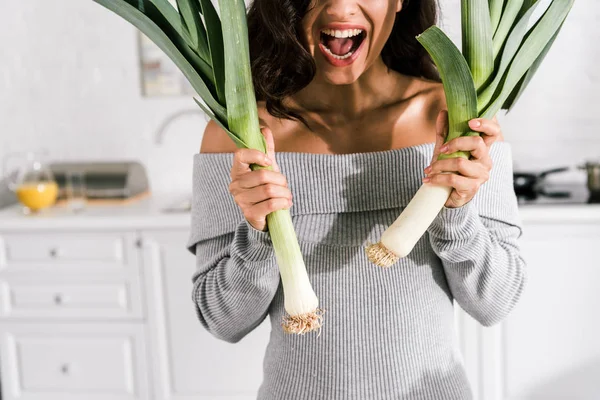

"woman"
[187,0,527,398]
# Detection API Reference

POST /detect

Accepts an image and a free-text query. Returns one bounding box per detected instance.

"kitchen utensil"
[65,171,87,212]
[3,151,58,213]
[49,161,149,200]
[578,161,600,193]
[513,166,571,199]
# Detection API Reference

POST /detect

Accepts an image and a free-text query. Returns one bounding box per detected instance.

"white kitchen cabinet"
[141,230,270,400]
[0,322,149,400]
[0,229,150,400]
[456,218,600,400]
[0,275,144,319]
[0,202,599,399]
[0,231,138,273]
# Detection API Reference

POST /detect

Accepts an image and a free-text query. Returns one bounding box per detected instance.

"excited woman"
[187,0,527,398]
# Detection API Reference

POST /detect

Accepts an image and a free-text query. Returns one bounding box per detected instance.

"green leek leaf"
[489,0,505,35]
[477,0,541,112]
[492,0,524,59]
[94,0,226,121]
[199,0,226,106]
[517,0,540,19]
[462,0,494,90]
[481,0,574,119]
[217,0,265,152]
[146,0,195,46]
[192,98,251,147]
[502,22,563,111]
[176,0,210,61]
[417,26,478,160]
[120,0,216,93]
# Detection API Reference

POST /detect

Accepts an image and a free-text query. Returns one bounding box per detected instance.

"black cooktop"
[516,182,599,205]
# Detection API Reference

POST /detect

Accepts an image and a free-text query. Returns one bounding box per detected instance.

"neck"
[286,57,411,124]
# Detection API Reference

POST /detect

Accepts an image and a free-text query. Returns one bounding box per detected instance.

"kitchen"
[0,0,599,399]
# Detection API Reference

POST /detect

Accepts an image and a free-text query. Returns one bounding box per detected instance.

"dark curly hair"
[247,0,441,124]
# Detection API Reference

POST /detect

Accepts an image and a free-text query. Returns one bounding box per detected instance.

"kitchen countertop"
[0,195,192,231]
[1,196,600,231]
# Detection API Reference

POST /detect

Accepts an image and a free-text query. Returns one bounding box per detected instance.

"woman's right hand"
[228,127,292,232]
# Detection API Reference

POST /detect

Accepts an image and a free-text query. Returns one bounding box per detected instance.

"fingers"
[234,183,292,205]
[231,169,288,190]
[261,127,280,172]
[243,198,292,231]
[425,157,490,181]
[229,151,290,231]
[439,135,491,165]
[432,110,449,160]
[231,148,272,179]
[468,117,504,146]
[424,172,480,195]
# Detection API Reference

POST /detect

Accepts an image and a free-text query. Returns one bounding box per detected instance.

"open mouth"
[319,28,366,60]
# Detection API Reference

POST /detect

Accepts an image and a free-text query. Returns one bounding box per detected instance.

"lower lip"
[318,37,365,67]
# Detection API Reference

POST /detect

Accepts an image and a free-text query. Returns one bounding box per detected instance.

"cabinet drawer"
[0,232,137,272]
[0,323,148,400]
[0,277,144,319]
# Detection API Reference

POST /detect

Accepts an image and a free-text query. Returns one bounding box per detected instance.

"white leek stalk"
[218,0,321,334]
[367,0,574,266]
[366,25,478,266]
[93,0,322,333]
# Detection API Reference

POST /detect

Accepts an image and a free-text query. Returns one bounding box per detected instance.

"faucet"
[154,109,209,145]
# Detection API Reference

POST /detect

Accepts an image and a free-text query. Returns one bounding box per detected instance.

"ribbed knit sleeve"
[427,142,527,326]
[188,154,280,343]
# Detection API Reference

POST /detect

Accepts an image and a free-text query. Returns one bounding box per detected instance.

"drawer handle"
[54,294,64,305]
[49,248,60,258]
[60,363,70,375]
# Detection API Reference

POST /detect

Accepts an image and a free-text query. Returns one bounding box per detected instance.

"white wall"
[0,0,204,198]
[1,0,598,199]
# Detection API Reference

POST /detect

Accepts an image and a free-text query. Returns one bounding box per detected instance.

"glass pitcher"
[3,151,58,213]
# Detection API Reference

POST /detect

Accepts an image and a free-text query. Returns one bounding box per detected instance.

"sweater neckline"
[203,142,435,158]
[189,141,511,242]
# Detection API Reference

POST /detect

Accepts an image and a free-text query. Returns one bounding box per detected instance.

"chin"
[318,67,363,86]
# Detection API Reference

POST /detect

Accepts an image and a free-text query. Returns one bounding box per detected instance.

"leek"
[366,0,574,266]
[492,0,524,59]
[93,0,322,334]
[489,0,505,35]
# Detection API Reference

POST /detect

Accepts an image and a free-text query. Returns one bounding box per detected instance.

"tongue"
[325,37,354,56]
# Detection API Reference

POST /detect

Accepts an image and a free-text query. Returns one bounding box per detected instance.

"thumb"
[432,109,448,160]
[261,126,280,172]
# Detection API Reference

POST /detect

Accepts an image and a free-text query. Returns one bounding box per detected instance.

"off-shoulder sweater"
[187,142,527,400]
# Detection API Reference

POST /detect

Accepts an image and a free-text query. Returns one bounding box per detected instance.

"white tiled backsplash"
[1,0,598,197]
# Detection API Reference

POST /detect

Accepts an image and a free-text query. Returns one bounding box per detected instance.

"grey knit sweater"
[188,142,527,400]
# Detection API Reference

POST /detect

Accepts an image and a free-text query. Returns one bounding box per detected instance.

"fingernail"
[288,199,293,206]
[422,177,430,183]
[440,145,449,153]
[424,166,432,173]
[470,119,481,127]
[264,156,271,165]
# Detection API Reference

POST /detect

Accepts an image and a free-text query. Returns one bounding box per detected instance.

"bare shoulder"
[199,120,238,153]
[418,79,446,123]
[415,79,446,141]
[391,77,446,144]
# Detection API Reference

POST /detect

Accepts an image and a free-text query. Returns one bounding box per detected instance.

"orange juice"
[16,182,59,211]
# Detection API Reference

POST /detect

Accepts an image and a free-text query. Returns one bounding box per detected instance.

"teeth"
[322,45,354,60]
[321,28,363,38]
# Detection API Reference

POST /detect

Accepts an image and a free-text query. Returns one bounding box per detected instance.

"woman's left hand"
[423,110,504,208]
